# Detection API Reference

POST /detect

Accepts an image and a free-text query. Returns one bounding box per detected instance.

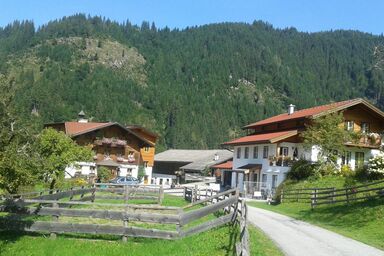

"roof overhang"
[223,130,298,146]
[236,164,262,170]
[71,122,155,147]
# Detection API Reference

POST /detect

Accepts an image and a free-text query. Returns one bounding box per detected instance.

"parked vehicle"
[109,176,140,185]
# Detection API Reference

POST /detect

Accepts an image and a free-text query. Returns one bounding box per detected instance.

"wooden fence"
[183,186,217,202]
[0,185,248,254]
[280,187,334,203]
[281,180,384,209]
[94,183,164,204]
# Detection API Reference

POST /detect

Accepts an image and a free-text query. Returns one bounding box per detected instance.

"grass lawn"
[248,198,384,250]
[248,225,283,256]
[0,222,282,256]
[0,192,282,256]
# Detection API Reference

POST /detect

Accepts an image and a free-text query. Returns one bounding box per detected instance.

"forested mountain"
[1,14,384,150]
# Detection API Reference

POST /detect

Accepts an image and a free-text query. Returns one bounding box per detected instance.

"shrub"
[339,165,354,177]
[97,167,112,182]
[73,177,88,187]
[368,155,384,179]
[286,159,318,181]
[316,162,338,177]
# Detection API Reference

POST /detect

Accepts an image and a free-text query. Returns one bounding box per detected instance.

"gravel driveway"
[247,206,384,256]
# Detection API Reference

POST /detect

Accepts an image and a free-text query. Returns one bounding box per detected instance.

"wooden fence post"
[92,187,96,202]
[183,187,186,200]
[346,188,349,204]
[50,202,59,239]
[124,185,128,205]
[311,189,316,209]
[159,186,164,205]
[194,185,198,202]
[80,186,85,199]
[332,187,336,204]
[296,189,300,202]
[280,189,284,203]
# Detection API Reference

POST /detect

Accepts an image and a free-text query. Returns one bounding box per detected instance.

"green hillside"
[1,14,384,150]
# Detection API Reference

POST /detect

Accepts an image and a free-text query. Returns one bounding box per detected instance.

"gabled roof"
[243,98,384,129]
[45,122,154,146]
[223,130,298,146]
[64,122,112,136]
[154,149,233,172]
[212,161,233,169]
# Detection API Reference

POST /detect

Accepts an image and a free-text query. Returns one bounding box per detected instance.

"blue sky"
[1,0,383,34]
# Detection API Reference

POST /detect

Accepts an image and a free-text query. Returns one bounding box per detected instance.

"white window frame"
[263,146,269,159]
[237,147,242,159]
[244,147,249,159]
[253,146,258,159]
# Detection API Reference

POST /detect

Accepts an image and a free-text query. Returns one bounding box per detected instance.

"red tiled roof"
[243,99,361,129]
[212,161,233,169]
[223,130,298,146]
[64,122,112,136]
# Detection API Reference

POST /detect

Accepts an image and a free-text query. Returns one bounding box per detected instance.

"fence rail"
[281,180,384,208]
[0,184,248,253]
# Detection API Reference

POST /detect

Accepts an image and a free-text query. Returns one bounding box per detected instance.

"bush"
[368,155,384,179]
[339,165,354,177]
[286,159,318,181]
[73,177,88,187]
[97,167,112,182]
[316,162,338,177]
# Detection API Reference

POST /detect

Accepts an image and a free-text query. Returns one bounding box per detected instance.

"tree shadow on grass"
[299,197,384,229]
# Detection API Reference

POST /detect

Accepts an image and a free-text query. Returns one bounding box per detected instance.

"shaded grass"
[248,198,384,249]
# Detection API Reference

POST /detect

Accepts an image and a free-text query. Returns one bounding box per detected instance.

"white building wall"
[65,162,96,178]
[231,143,378,192]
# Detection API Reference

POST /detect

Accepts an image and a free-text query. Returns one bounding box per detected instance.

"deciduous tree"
[35,128,93,190]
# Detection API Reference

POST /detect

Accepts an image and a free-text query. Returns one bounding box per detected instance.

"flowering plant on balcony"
[94,137,127,146]
[128,154,136,163]
[116,156,125,162]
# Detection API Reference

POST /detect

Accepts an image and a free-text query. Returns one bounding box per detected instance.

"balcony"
[345,133,382,148]
[269,156,293,167]
[94,137,127,147]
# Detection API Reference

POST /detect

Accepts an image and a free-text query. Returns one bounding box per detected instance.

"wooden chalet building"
[220,98,384,196]
[45,112,157,184]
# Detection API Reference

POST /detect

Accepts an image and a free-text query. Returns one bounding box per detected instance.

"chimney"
[288,104,295,115]
[78,110,88,123]
[214,153,219,161]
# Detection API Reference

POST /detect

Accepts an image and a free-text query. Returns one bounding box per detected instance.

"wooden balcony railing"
[345,133,381,148]
[94,137,127,147]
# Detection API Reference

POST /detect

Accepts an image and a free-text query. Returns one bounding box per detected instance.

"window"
[253,146,258,159]
[355,152,365,168]
[345,121,354,131]
[272,175,278,189]
[244,147,249,159]
[361,122,370,133]
[263,146,269,159]
[342,151,352,166]
[144,146,150,152]
[126,168,132,176]
[261,173,268,187]
[279,147,289,156]
[144,161,149,168]
[237,147,242,159]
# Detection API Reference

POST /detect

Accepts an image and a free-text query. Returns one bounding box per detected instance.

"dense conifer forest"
[1,14,384,150]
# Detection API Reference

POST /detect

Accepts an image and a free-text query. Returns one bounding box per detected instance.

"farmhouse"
[153,149,233,185]
[221,98,384,196]
[45,111,157,183]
